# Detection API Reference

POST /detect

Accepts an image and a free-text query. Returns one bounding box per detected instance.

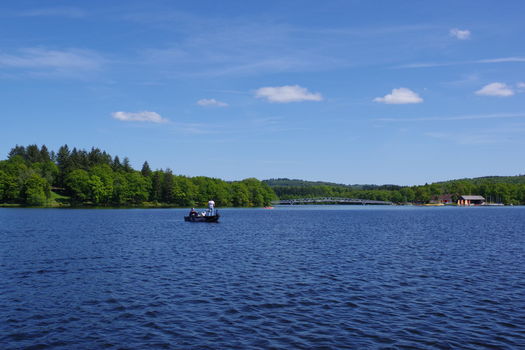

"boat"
[184,213,220,222]
[185,200,220,222]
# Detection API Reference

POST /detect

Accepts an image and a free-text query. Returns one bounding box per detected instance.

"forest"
[0,145,275,207]
[264,177,525,205]
[2,144,525,207]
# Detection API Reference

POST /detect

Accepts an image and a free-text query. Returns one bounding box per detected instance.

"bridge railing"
[272,197,393,205]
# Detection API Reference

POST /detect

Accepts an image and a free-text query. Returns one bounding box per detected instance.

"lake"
[1,206,524,349]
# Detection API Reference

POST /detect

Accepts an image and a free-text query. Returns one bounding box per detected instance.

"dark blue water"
[1,207,524,349]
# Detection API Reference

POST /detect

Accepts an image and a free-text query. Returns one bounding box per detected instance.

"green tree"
[88,147,112,166]
[127,172,150,203]
[88,175,105,204]
[26,144,42,163]
[241,178,268,206]
[172,176,197,206]
[231,182,250,207]
[65,169,91,202]
[22,173,50,206]
[161,169,174,203]
[0,168,20,202]
[141,161,152,177]
[390,190,404,203]
[34,160,59,184]
[122,157,133,173]
[112,172,130,204]
[56,145,71,187]
[414,186,431,203]
[150,170,163,202]
[89,164,114,204]
[40,145,51,162]
[112,156,122,172]
[8,145,26,160]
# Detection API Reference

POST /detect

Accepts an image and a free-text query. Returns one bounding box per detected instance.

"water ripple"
[1,207,525,349]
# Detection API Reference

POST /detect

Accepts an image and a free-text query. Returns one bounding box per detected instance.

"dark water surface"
[1,207,524,349]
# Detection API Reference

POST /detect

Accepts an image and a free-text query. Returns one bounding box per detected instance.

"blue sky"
[1,0,524,185]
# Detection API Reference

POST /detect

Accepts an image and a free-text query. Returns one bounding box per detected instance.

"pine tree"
[26,144,41,163]
[40,145,51,162]
[112,156,122,171]
[56,145,71,187]
[122,157,133,172]
[150,171,163,202]
[161,169,174,203]
[8,145,26,160]
[88,147,103,166]
[56,145,70,169]
[141,161,152,177]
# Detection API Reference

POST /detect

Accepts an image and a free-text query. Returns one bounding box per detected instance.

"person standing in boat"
[208,200,215,216]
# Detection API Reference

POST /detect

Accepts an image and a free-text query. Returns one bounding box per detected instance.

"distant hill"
[263,176,525,205]
[263,178,350,188]
[436,175,525,185]
[264,175,525,189]
[263,178,402,191]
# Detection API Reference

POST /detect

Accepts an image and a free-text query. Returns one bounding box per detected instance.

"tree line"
[3,146,524,207]
[0,145,275,207]
[264,178,525,205]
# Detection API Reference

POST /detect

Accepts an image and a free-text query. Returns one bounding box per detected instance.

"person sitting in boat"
[189,208,197,217]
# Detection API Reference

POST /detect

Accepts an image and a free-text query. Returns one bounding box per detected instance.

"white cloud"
[197,98,228,107]
[0,48,104,70]
[255,85,322,103]
[477,57,525,63]
[379,112,525,122]
[516,82,525,94]
[374,88,423,104]
[450,28,471,40]
[475,82,514,97]
[396,62,453,68]
[396,57,525,69]
[18,7,86,18]
[112,111,168,123]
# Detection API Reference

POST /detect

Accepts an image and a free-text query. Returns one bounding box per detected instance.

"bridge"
[272,197,393,205]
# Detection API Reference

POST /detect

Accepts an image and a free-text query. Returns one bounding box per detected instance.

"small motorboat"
[184,213,219,222]
[185,201,220,222]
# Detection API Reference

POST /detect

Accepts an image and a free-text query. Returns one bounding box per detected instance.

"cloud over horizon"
[475,82,514,97]
[197,98,228,107]
[255,85,323,103]
[112,111,168,123]
[374,88,423,104]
